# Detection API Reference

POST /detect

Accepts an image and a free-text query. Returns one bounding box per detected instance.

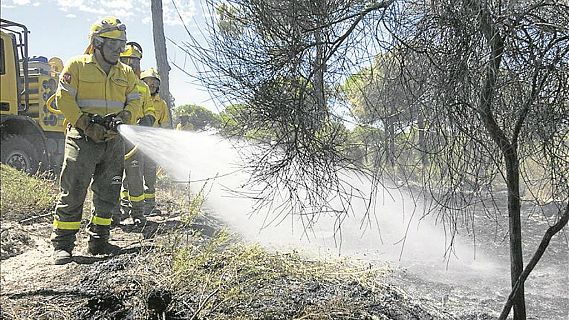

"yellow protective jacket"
[176,123,193,131]
[56,54,141,126]
[134,79,156,122]
[150,94,170,128]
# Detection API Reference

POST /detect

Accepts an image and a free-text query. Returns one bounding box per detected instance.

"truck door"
[0,32,19,114]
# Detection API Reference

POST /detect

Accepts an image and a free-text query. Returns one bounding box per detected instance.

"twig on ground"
[19,212,52,224]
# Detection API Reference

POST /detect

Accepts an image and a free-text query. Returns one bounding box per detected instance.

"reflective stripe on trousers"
[122,142,145,212]
[130,194,145,202]
[91,215,112,226]
[53,219,81,230]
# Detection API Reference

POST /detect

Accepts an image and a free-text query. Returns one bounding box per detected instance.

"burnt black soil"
[1,192,566,320]
[382,196,568,320]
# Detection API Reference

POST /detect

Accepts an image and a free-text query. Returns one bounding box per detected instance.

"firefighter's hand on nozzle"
[115,110,131,126]
[75,113,107,143]
[75,111,131,142]
[104,110,130,140]
[104,111,129,132]
[105,130,119,141]
[138,114,155,127]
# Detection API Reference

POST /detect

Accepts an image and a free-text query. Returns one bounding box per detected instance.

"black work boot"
[87,240,121,256]
[130,207,147,227]
[120,203,132,219]
[111,210,127,228]
[50,230,77,265]
[53,248,73,265]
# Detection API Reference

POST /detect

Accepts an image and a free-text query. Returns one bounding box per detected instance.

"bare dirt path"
[0,212,177,319]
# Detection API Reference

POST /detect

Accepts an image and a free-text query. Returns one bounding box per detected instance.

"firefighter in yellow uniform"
[140,68,170,215]
[176,115,193,131]
[117,42,156,226]
[50,17,141,265]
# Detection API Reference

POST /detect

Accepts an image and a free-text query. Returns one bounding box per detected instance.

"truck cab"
[0,19,66,173]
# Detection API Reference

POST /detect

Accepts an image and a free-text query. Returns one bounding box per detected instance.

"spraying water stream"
[119,125,567,318]
[119,126,476,262]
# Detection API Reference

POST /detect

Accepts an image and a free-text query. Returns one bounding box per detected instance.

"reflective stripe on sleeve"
[77,99,125,109]
[53,219,81,230]
[91,215,112,226]
[126,92,141,102]
[144,193,155,199]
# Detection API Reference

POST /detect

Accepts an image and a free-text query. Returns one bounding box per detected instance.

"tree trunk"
[469,0,527,317]
[417,113,427,167]
[387,119,395,167]
[504,150,526,319]
[151,0,174,126]
[499,202,569,320]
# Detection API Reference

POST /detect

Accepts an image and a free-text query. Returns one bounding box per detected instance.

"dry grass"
[0,165,55,261]
[0,165,57,222]
[167,234,396,319]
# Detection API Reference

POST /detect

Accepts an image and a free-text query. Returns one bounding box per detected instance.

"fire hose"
[46,93,62,115]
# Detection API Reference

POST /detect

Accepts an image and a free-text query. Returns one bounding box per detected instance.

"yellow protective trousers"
[143,153,157,212]
[121,141,145,219]
[51,127,124,250]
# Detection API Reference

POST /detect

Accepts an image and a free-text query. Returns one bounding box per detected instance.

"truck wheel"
[1,135,40,174]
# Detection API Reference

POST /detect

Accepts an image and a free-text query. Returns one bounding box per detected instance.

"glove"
[138,115,155,127]
[75,113,107,143]
[104,110,131,140]
[115,110,132,125]
[105,130,120,141]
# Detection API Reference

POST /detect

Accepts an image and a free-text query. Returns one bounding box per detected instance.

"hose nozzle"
[90,113,123,132]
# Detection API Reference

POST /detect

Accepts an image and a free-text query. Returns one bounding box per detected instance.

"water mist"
[120,126,493,264]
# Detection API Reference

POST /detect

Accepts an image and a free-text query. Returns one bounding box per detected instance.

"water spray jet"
[117,127,498,270]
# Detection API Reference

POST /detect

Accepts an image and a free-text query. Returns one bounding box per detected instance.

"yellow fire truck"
[0,19,65,173]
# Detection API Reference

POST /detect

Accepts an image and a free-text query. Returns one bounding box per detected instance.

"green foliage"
[216,2,243,37]
[342,66,376,122]
[218,103,275,141]
[341,53,398,124]
[342,125,383,166]
[0,164,57,221]
[218,103,248,136]
[174,104,221,130]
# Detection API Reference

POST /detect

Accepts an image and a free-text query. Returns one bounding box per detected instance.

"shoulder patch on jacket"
[62,73,72,83]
